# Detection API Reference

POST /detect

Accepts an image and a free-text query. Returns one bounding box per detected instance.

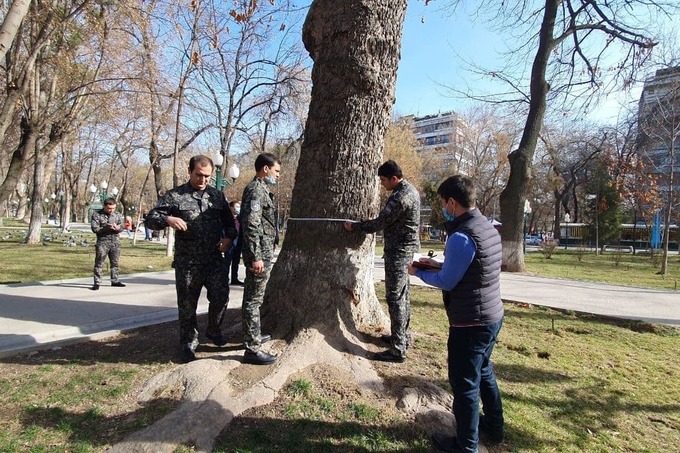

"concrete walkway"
[0,259,678,358]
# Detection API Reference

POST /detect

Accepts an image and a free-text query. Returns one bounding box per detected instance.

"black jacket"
[443,209,503,325]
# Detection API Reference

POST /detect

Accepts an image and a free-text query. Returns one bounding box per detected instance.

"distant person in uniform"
[408,175,504,453]
[90,198,126,290]
[344,160,420,363]
[142,210,152,241]
[146,155,238,363]
[240,152,280,365]
[227,201,244,285]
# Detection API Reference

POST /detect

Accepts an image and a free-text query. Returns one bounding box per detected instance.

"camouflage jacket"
[146,183,237,257]
[241,177,277,263]
[357,179,421,253]
[91,209,124,243]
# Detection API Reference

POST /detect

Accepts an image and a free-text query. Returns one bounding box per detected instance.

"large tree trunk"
[264,0,408,341]
[499,0,557,272]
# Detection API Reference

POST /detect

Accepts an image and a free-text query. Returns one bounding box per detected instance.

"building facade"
[401,111,473,177]
[637,66,680,193]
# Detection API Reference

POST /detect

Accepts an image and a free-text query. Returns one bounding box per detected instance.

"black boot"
[243,350,277,365]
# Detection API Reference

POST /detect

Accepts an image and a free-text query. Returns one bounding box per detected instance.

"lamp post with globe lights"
[212,151,240,190]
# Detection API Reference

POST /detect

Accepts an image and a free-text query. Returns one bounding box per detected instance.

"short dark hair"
[229,200,240,207]
[189,155,214,171]
[437,175,475,208]
[103,197,117,207]
[377,160,403,179]
[254,153,281,171]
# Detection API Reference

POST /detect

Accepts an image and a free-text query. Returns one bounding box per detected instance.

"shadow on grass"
[0,310,245,366]
[503,303,678,336]
[18,397,181,449]
[503,380,680,451]
[214,416,431,453]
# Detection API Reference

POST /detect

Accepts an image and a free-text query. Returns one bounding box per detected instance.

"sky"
[392,1,659,124]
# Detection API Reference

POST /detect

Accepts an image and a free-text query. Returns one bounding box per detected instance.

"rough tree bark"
[264,0,408,342]
[498,0,556,272]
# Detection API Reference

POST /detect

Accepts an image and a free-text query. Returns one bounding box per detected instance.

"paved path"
[0,259,678,358]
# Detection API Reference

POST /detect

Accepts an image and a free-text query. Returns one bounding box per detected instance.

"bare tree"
[194,1,307,171]
[441,0,672,271]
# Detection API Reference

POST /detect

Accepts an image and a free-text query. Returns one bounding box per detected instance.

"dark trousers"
[384,251,413,357]
[448,319,504,453]
[227,243,242,282]
[174,255,230,345]
[93,240,120,284]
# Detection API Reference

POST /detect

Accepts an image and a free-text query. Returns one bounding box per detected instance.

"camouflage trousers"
[93,240,120,285]
[174,254,230,345]
[242,258,273,353]
[384,251,414,358]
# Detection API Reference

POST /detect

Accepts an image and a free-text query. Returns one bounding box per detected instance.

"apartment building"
[401,111,472,177]
[637,66,680,192]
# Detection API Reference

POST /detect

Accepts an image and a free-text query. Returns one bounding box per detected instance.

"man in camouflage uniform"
[240,152,280,365]
[91,197,126,291]
[146,155,237,363]
[344,160,421,362]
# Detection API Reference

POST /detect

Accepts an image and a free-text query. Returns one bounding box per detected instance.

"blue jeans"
[447,319,504,453]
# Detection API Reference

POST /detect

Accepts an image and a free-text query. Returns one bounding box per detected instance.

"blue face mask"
[441,207,456,222]
[264,176,277,185]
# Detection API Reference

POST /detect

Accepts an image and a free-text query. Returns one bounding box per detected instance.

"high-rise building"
[401,111,472,177]
[637,67,680,193]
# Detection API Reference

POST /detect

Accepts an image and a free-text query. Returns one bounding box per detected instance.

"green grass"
[1,285,677,451]
[0,323,184,452]
[524,249,680,290]
[212,285,680,452]
[0,225,173,283]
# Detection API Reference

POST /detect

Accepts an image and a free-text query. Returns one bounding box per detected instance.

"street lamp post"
[58,189,65,228]
[564,212,571,250]
[587,193,599,255]
[212,151,240,190]
[523,199,532,254]
[99,181,108,203]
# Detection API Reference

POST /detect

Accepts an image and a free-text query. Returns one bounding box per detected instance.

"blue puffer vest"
[443,209,503,326]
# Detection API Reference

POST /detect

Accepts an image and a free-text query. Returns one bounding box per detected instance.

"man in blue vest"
[408,175,504,453]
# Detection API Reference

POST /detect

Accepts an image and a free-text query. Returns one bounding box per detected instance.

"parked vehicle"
[524,234,542,246]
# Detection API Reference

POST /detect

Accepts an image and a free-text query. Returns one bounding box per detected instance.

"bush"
[540,240,558,259]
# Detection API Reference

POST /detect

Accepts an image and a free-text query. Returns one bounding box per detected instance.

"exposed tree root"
[107,324,489,453]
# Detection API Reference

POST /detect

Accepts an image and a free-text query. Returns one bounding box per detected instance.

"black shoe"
[231,280,244,286]
[243,350,277,365]
[479,415,504,443]
[91,284,100,291]
[431,432,462,452]
[111,282,126,287]
[205,331,227,346]
[372,350,405,363]
[180,344,197,363]
[260,334,272,344]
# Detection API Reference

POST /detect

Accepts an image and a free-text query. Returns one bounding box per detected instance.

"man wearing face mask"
[408,175,504,453]
[239,152,280,365]
[344,160,420,363]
